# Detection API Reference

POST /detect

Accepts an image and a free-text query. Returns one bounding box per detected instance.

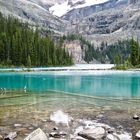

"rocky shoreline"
[0,108,140,140]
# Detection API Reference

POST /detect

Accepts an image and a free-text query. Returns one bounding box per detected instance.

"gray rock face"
[65,0,140,45]
[62,0,129,22]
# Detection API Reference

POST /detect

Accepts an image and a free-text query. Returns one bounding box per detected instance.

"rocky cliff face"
[62,0,128,22]
[64,40,86,64]
[65,0,140,46]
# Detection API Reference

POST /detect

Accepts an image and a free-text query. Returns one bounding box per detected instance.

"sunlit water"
[0,70,140,108]
[0,70,140,130]
[0,71,140,97]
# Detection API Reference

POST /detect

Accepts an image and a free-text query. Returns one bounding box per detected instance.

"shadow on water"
[131,76,139,97]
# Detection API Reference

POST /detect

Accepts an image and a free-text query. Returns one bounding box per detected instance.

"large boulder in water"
[78,126,106,140]
[24,128,48,140]
[50,110,72,126]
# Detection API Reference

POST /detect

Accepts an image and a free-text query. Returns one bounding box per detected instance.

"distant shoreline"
[0,64,114,72]
[0,64,140,72]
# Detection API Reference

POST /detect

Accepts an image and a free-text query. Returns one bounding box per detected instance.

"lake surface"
[0,71,140,99]
[0,70,140,130]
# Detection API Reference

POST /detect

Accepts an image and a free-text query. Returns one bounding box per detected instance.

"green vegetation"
[113,38,140,70]
[0,13,73,67]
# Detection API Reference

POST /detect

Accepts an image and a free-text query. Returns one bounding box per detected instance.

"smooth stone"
[136,130,140,138]
[4,132,17,140]
[133,114,139,120]
[14,124,22,127]
[28,127,34,130]
[78,127,106,140]
[24,128,48,140]
[41,119,47,123]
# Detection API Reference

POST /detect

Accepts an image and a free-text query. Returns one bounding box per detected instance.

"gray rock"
[136,130,140,138]
[24,128,48,140]
[49,131,67,138]
[5,132,17,140]
[107,132,132,140]
[49,132,61,138]
[14,124,22,127]
[107,134,119,140]
[133,114,139,120]
[107,128,115,134]
[59,131,67,136]
[78,127,106,140]
[53,127,58,131]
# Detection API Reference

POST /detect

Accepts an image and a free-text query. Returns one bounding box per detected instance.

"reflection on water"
[0,72,140,98]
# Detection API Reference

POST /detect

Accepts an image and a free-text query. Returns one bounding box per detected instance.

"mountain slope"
[0,0,66,32]
[64,0,140,45]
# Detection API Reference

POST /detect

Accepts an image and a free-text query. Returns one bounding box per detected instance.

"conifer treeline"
[0,13,73,67]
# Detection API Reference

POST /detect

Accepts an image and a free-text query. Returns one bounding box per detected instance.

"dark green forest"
[0,13,73,67]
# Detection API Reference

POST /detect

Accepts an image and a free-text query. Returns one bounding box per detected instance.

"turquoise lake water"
[0,71,140,99]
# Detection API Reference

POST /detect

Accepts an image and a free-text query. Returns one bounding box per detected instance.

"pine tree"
[130,38,139,66]
[0,12,73,67]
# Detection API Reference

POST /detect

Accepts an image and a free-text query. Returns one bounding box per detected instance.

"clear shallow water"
[0,71,140,99]
[0,71,140,127]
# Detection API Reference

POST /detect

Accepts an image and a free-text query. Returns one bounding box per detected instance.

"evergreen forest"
[0,13,73,67]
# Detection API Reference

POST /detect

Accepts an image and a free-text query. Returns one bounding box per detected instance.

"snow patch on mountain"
[49,0,110,17]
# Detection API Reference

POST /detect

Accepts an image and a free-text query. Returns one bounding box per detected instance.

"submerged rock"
[24,128,48,140]
[78,127,106,140]
[50,110,72,126]
[4,132,17,140]
[133,114,139,120]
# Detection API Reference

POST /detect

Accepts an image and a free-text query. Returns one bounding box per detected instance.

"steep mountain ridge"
[65,0,140,45]
[62,0,128,21]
